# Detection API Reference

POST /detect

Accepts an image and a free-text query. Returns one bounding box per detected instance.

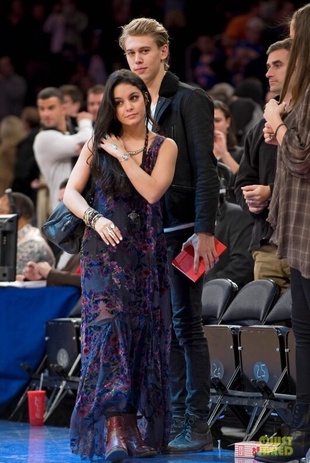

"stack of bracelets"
[83,207,103,230]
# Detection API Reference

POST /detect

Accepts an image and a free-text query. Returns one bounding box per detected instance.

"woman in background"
[255,4,310,462]
[213,99,243,202]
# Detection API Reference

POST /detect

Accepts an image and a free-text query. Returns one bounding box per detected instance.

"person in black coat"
[204,177,254,288]
[119,17,219,455]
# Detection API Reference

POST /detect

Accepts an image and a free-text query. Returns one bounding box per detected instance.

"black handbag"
[41,186,94,254]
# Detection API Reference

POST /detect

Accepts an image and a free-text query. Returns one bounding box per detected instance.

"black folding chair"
[202,278,238,325]
[204,324,249,429]
[264,287,292,327]
[238,325,294,440]
[220,279,281,326]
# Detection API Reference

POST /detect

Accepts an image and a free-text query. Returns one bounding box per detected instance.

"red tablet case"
[172,238,227,282]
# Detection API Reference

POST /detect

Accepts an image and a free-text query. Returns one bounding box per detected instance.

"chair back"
[264,287,292,326]
[201,278,238,324]
[220,279,281,326]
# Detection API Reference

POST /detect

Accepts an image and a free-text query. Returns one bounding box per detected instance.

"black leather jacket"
[154,71,219,234]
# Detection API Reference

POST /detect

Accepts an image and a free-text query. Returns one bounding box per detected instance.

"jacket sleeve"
[281,86,310,179]
[46,254,81,288]
[34,120,93,164]
[235,125,257,210]
[183,88,219,234]
[46,269,81,288]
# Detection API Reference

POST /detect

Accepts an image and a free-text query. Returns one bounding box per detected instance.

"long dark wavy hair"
[89,69,156,195]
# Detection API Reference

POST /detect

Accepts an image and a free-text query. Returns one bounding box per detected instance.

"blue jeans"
[166,229,210,419]
[290,267,310,403]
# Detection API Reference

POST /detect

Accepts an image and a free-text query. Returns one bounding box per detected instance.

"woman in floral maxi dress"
[64,69,178,461]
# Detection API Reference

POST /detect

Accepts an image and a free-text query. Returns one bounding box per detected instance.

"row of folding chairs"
[201,278,294,442]
[202,278,292,326]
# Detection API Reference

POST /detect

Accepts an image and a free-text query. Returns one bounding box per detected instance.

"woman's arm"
[100,135,178,204]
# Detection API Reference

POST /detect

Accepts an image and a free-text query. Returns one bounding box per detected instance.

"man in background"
[59,83,84,120]
[235,38,292,293]
[21,179,80,288]
[34,86,93,213]
[205,169,254,288]
[86,84,105,123]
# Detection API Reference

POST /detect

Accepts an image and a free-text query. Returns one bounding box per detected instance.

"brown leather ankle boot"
[123,414,157,458]
[105,415,128,462]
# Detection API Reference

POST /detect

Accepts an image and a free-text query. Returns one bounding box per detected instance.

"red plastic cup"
[27,390,46,426]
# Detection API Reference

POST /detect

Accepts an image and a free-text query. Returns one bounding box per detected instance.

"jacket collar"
[158,71,180,98]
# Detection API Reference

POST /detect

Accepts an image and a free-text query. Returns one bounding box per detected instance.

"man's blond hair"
[119,17,170,70]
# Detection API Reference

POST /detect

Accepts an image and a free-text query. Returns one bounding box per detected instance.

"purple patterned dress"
[70,135,171,461]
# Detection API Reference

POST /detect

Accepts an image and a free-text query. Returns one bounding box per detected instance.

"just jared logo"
[258,435,294,456]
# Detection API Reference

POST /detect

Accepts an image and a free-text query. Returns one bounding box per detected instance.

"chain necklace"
[127,146,144,155]
[125,128,149,157]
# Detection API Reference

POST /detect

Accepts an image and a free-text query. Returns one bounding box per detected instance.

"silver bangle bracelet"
[119,153,130,162]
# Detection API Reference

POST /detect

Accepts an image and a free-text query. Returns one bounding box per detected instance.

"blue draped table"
[0,285,80,413]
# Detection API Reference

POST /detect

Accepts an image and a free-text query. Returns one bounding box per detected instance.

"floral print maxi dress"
[70,135,172,461]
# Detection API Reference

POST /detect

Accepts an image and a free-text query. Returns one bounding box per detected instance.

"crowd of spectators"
[0,0,304,116]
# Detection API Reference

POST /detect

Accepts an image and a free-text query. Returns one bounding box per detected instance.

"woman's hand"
[241,184,270,213]
[264,99,287,122]
[213,130,228,160]
[263,122,279,145]
[94,217,123,247]
[263,99,288,144]
[99,134,127,160]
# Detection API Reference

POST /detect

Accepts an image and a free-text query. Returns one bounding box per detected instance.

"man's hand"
[241,184,271,214]
[182,233,219,274]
